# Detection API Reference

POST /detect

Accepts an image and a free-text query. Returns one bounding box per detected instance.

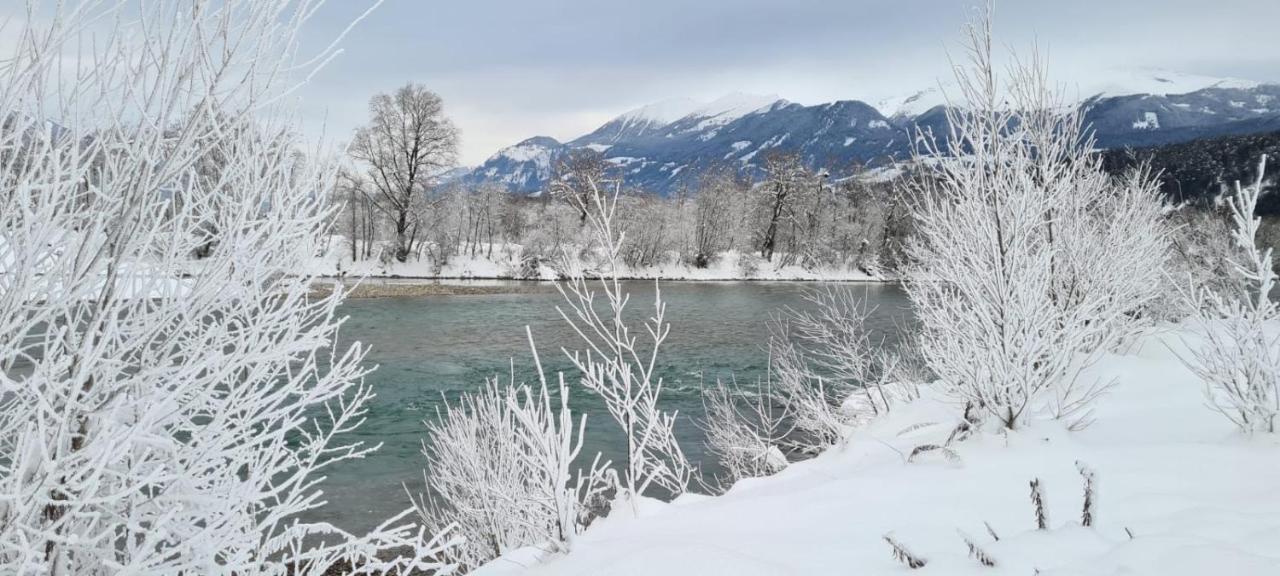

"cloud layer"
[295,0,1280,165]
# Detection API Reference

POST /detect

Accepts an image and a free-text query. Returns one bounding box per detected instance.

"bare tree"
[350,83,458,262]
[757,152,808,262]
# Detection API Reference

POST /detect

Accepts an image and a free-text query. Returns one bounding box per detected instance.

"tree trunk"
[394,209,410,262]
[761,190,786,262]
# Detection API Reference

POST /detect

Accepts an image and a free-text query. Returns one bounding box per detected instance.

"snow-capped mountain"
[464,94,907,194]
[464,74,1280,195]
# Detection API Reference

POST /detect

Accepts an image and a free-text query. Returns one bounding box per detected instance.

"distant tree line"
[336,84,912,277]
[1102,129,1280,213]
[335,83,1280,280]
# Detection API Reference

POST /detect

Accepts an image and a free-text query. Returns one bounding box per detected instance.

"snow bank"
[475,327,1280,575]
[307,238,887,283]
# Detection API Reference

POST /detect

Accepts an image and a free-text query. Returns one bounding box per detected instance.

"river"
[309,280,912,533]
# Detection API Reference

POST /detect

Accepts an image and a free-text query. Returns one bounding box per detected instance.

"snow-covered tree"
[689,169,750,268]
[0,2,455,573]
[757,153,809,262]
[1183,156,1280,432]
[904,6,1168,429]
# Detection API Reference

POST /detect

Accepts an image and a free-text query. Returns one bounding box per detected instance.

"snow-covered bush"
[703,285,921,486]
[555,177,694,508]
[785,288,886,413]
[1162,203,1242,319]
[0,2,454,573]
[717,286,913,462]
[766,325,849,453]
[415,336,612,570]
[1183,156,1280,432]
[701,380,790,488]
[904,10,1168,429]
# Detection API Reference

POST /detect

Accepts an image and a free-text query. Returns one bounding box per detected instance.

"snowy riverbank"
[475,326,1280,576]
[306,238,890,283]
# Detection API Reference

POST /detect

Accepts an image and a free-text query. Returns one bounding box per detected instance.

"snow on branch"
[0,1,456,573]
[1182,155,1280,432]
[903,3,1168,430]
[413,332,612,570]
[553,175,693,508]
[701,378,790,488]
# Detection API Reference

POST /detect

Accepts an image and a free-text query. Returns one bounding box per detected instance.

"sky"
[225,1,1280,165]
[6,0,1274,164]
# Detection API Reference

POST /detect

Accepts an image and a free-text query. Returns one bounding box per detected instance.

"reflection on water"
[310,281,912,533]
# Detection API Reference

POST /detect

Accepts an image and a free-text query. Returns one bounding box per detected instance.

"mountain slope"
[462,136,568,193]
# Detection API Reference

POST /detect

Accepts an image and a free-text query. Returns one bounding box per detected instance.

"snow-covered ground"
[476,327,1280,575]
[307,238,887,282]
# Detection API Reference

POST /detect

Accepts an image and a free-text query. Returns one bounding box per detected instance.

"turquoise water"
[310,281,912,533]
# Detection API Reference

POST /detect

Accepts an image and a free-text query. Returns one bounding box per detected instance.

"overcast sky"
[295,0,1280,165]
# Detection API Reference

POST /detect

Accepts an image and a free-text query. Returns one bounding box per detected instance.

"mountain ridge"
[459,73,1280,195]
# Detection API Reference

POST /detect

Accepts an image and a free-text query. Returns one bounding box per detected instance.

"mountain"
[1084,85,1280,148]
[466,95,911,194]
[463,72,1280,196]
[461,136,567,193]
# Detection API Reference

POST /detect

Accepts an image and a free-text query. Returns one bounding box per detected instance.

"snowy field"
[476,326,1280,576]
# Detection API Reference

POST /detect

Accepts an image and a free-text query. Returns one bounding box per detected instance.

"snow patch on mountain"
[693,92,781,121]
[876,85,949,118]
[875,68,1261,117]
[495,140,554,165]
[685,92,784,131]
[1132,111,1161,130]
[1084,68,1259,99]
[617,97,702,125]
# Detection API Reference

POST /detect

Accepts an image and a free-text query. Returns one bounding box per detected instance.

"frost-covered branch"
[413,333,611,570]
[903,5,1168,429]
[700,379,791,488]
[1183,155,1280,432]
[554,174,693,508]
[0,1,457,573]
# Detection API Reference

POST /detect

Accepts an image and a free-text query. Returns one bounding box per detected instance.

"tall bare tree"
[350,83,458,262]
